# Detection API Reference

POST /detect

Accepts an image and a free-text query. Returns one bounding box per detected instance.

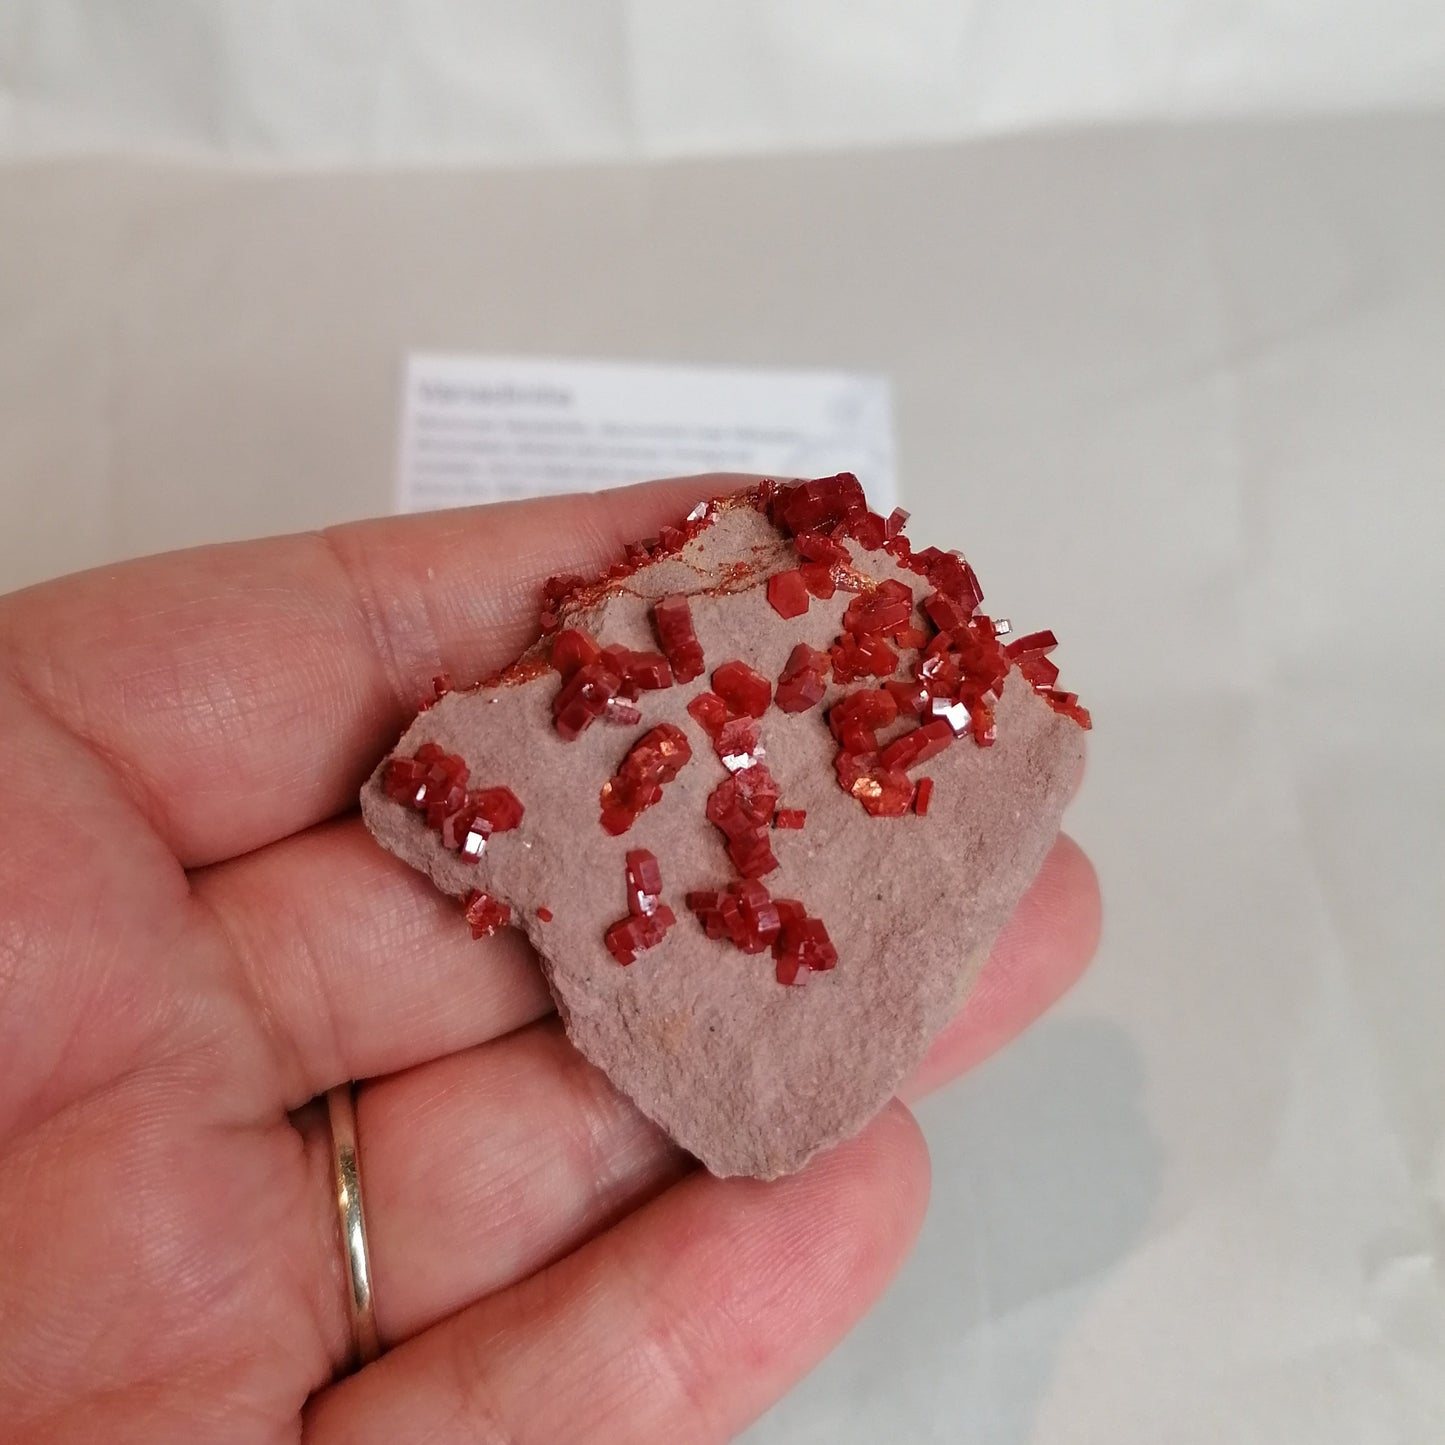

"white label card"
[396,354,896,513]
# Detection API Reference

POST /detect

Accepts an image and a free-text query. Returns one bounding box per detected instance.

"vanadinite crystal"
[464,890,511,939]
[384,745,523,860]
[652,594,706,683]
[775,643,830,713]
[711,660,771,718]
[605,848,677,964]
[600,724,692,835]
[767,568,810,619]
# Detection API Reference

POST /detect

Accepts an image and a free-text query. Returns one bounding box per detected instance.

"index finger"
[0,475,739,866]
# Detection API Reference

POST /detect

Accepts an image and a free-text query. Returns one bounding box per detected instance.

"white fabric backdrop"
[2,0,1443,164]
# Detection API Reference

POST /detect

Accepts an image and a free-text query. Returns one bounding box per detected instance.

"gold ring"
[327,1083,381,1369]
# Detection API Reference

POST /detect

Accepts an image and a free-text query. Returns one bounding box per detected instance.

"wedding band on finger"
[326,1083,381,1370]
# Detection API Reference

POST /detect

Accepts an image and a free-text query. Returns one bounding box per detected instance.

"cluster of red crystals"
[605,849,677,964]
[792,531,846,599]
[767,569,811,619]
[687,878,784,954]
[1003,630,1093,727]
[539,574,587,632]
[550,626,676,741]
[600,644,673,693]
[712,660,771,718]
[551,627,602,677]
[685,880,835,985]
[538,503,717,635]
[384,742,468,822]
[769,473,870,537]
[384,744,525,860]
[913,777,934,816]
[775,643,830,714]
[553,662,623,741]
[715,715,764,773]
[652,594,707,683]
[774,915,839,985]
[599,723,692,835]
[706,764,781,877]
[464,890,511,939]
[829,578,918,684]
[836,750,915,817]
[774,809,806,829]
[829,688,898,753]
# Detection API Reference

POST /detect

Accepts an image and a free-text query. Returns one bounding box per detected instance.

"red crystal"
[767,569,811,619]
[1017,653,1060,690]
[706,764,781,879]
[537,906,553,923]
[799,561,838,599]
[715,715,764,772]
[774,809,806,829]
[886,507,910,538]
[924,592,973,634]
[775,643,830,714]
[625,848,665,916]
[770,473,869,536]
[604,698,644,727]
[549,630,601,679]
[774,916,838,986]
[885,679,930,715]
[657,523,687,550]
[605,849,677,963]
[600,644,674,694]
[843,579,915,639]
[712,660,772,718]
[686,690,730,739]
[849,511,888,551]
[847,765,915,817]
[464,890,510,940]
[652,594,706,683]
[605,906,677,965]
[828,689,899,753]
[553,661,621,740]
[830,632,898,683]
[472,786,524,832]
[540,573,586,631]
[914,777,934,816]
[911,549,984,613]
[384,743,469,822]
[1005,630,1059,660]
[1045,690,1093,729]
[793,531,851,565]
[687,878,783,954]
[599,723,693,834]
[880,717,954,772]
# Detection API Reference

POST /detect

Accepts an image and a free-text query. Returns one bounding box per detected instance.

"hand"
[0,477,1099,1444]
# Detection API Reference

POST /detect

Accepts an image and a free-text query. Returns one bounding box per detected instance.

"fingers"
[0,476,742,868]
[901,833,1100,1100]
[305,1102,930,1445]
[298,834,1097,1353]
[192,816,553,1106]
[350,1021,689,1344]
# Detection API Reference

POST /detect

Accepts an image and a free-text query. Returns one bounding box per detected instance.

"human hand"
[0,477,1098,1443]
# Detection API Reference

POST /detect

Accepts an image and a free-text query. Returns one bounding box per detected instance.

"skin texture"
[0,475,1099,1445]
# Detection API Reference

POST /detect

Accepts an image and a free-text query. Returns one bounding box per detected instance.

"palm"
[0,478,1097,1445]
